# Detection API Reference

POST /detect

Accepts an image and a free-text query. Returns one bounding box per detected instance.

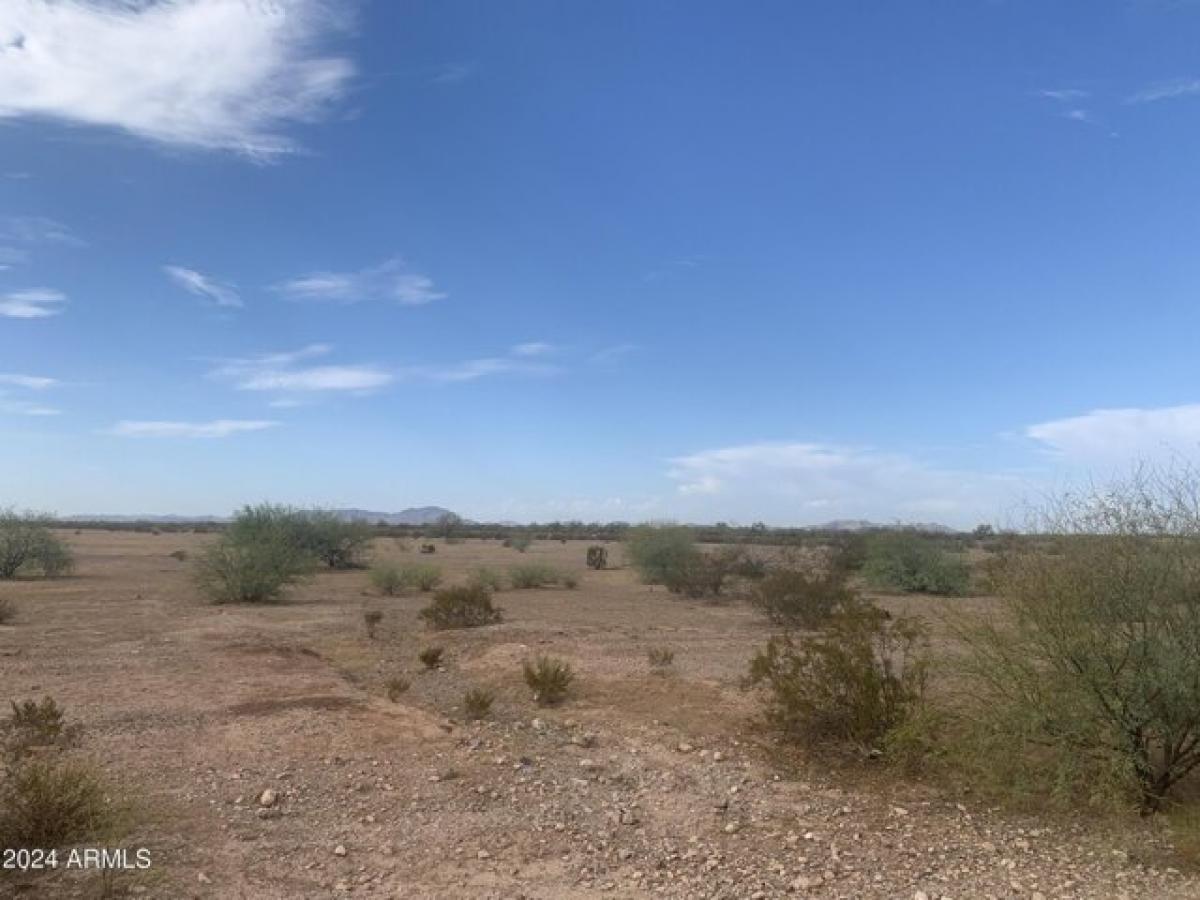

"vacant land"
[1,532,1197,899]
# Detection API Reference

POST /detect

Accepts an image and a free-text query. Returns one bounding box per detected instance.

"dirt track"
[1,532,1196,898]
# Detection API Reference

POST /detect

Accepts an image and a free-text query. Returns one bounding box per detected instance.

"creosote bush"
[468,566,505,592]
[861,531,970,596]
[0,757,117,849]
[953,466,1200,813]
[626,525,761,599]
[463,688,495,720]
[418,646,445,669]
[0,510,74,580]
[402,563,443,592]
[370,562,405,596]
[418,584,502,630]
[747,599,927,753]
[747,569,855,629]
[509,564,567,589]
[523,656,574,706]
[5,698,77,759]
[371,561,442,595]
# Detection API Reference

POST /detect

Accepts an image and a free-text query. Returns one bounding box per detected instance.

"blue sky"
[3,0,1200,526]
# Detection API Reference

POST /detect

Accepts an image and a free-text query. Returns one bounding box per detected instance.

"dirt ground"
[1,532,1197,899]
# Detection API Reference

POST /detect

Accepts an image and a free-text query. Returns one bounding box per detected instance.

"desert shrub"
[747,599,928,752]
[626,525,700,586]
[0,757,117,849]
[505,534,533,552]
[827,532,870,577]
[168,549,188,562]
[401,563,442,592]
[747,569,855,629]
[523,656,574,706]
[433,512,464,539]
[363,609,383,639]
[0,597,14,625]
[468,566,505,592]
[418,646,445,669]
[385,676,410,702]
[193,530,309,604]
[293,510,373,570]
[418,584,502,629]
[370,561,405,596]
[661,547,759,599]
[562,573,579,589]
[4,698,77,759]
[954,467,1200,813]
[586,545,608,569]
[0,510,74,580]
[419,543,437,554]
[647,646,675,670]
[462,688,495,719]
[509,564,564,589]
[862,532,970,596]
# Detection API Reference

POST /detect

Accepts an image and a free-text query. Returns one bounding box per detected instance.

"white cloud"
[275,257,445,306]
[431,62,475,85]
[209,344,392,396]
[164,265,241,308]
[1,216,82,247]
[0,372,56,389]
[1064,108,1093,122]
[399,357,560,383]
[1038,88,1091,101]
[0,0,354,159]
[511,341,555,357]
[1026,404,1200,460]
[0,399,59,416]
[0,288,66,318]
[666,441,1022,527]
[1127,79,1200,103]
[107,419,280,438]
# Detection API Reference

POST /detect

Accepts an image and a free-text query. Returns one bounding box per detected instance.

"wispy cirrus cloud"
[275,257,445,306]
[399,356,560,384]
[0,0,354,160]
[164,265,241,308]
[1127,78,1200,103]
[431,62,476,85]
[0,371,60,416]
[0,288,66,318]
[208,344,393,398]
[511,341,556,358]
[1026,404,1200,460]
[1037,88,1091,102]
[107,419,280,439]
[1,216,83,247]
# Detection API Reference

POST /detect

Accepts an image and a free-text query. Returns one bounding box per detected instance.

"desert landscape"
[3,524,1199,900]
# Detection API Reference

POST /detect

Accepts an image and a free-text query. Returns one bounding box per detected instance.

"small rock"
[333,844,347,857]
[477,850,491,860]
[258,788,278,808]
[197,872,211,885]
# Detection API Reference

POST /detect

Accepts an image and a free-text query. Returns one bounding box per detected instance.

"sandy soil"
[0,532,1196,899]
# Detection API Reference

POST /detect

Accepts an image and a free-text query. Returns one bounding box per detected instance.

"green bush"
[373,561,443,594]
[227,505,372,570]
[747,569,855,629]
[0,757,117,849]
[523,656,574,706]
[0,510,74,580]
[747,599,928,752]
[626,525,700,586]
[954,468,1200,812]
[509,564,565,589]
[370,561,405,596]
[402,563,443,592]
[193,529,310,604]
[468,566,506,592]
[862,532,970,596]
[419,584,502,629]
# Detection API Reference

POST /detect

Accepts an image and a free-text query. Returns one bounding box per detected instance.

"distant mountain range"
[66,506,460,526]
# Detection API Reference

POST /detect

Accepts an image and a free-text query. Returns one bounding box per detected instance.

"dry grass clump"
[462,688,495,720]
[363,609,384,639]
[523,656,574,706]
[647,646,675,671]
[385,676,411,702]
[509,564,575,589]
[418,646,445,669]
[370,561,443,595]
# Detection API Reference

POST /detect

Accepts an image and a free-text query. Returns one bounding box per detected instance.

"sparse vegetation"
[625,524,699,586]
[462,688,495,719]
[403,563,443,591]
[168,549,188,561]
[952,467,1200,813]
[225,505,372,571]
[4,697,76,759]
[586,545,608,569]
[0,756,118,849]
[505,534,533,553]
[370,561,405,596]
[468,566,505,592]
[385,676,410,702]
[0,596,14,625]
[861,531,970,596]
[0,510,74,580]
[418,646,445,669]
[509,563,567,589]
[747,599,928,753]
[363,609,383,639]
[372,561,443,594]
[193,525,310,604]
[647,646,675,670]
[419,543,437,554]
[747,569,855,629]
[418,584,502,629]
[523,655,574,706]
